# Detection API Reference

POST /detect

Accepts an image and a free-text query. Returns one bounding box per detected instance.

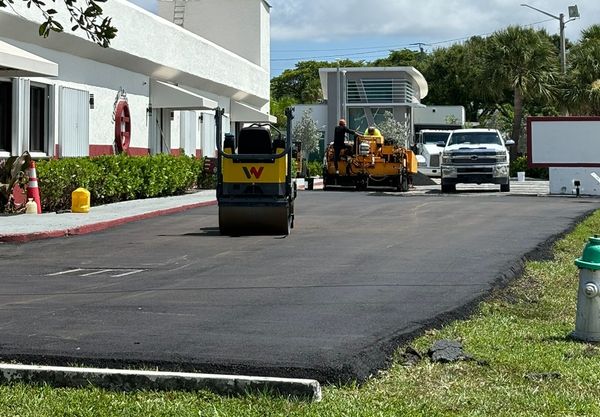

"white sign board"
[528,117,600,167]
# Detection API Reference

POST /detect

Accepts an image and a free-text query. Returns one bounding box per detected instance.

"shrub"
[196,157,216,189]
[37,154,206,212]
[510,156,549,179]
[307,161,323,177]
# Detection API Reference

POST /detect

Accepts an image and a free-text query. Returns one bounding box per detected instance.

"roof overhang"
[150,79,217,110]
[230,100,276,123]
[0,39,58,77]
[318,66,429,101]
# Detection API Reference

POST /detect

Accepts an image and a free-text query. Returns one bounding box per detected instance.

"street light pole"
[559,12,566,74]
[520,3,579,74]
[335,59,341,121]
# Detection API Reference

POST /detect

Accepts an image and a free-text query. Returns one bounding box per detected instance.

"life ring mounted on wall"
[114,99,131,154]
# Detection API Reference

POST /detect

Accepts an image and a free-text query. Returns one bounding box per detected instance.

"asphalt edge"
[0,363,322,402]
[0,200,217,243]
[330,207,600,384]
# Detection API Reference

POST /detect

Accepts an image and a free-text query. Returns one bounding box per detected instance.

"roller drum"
[219,205,291,236]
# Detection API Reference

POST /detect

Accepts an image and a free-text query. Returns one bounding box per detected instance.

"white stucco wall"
[291,104,328,132]
[158,0,270,72]
[1,0,270,156]
[549,168,600,196]
[1,38,150,153]
[0,0,270,107]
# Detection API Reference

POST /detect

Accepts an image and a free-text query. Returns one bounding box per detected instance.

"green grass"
[3,210,600,416]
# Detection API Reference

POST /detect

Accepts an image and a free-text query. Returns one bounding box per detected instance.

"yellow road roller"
[215,107,296,236]
[323,134,418,191]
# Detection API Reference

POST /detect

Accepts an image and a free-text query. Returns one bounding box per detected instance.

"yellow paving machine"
[215,107,296,235]
[323,134,418,191]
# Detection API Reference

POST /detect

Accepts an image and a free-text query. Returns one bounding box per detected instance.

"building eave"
[319,66,429,102]
[0,0,270,107]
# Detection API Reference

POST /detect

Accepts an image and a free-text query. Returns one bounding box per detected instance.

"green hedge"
[36,154,212,212]
[510,156,549,179]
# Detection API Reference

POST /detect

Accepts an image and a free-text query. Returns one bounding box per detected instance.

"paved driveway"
[0,192,596,382]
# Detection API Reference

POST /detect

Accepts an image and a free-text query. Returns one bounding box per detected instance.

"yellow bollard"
[71,188,90,213]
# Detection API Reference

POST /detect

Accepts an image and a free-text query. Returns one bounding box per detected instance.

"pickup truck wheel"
[441,183,456,193]
[500,182,510,192]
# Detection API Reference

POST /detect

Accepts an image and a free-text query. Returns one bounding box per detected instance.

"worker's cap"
[367,126,375,134]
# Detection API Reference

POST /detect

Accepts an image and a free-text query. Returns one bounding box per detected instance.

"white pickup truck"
[440,128,514,193]
[416,129,452,177]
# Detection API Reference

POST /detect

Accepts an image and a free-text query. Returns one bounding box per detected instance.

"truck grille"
[457,167,493,174]
[429,154,440,167]
[451,152,497,165]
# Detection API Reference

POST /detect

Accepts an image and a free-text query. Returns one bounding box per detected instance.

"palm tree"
[564,25,600,115]
[479,26,560,159]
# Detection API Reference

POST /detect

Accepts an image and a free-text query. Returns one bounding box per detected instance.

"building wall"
[0,0,270,107]
[413,105,465,129]
[549,168,600,196]
[157,0,270,72]
[0,0,268,159]
[325,69,423,141]
[292,104,328,139]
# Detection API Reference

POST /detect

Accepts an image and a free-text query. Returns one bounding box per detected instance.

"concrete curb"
[0,363,322,401]
[0,200,217,243]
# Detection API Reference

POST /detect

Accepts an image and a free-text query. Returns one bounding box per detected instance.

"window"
[448,132,502,146]
[347,79,414,104]
[29,84,48,153]
[347,107,393,133]
[0,81,11,153]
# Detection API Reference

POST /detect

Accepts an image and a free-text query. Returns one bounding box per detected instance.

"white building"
[0,0,274,159]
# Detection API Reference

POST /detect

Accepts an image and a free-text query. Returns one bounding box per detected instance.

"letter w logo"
[242,166,264,179]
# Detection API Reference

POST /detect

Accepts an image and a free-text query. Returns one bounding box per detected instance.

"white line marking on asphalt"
[46,268,84,276]
[80,269,113,277]
[110,269,144,278]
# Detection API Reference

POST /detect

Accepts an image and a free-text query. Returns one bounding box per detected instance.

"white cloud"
[270,0,599,44]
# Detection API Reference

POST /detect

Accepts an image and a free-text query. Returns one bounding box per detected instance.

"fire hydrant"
[573,235,600,341]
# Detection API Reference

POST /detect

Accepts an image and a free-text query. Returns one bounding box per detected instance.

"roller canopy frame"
[214,107,296,235]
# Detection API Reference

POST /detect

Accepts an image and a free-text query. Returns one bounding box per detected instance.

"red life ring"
[114,100,131,154]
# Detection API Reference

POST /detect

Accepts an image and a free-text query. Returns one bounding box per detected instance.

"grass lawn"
[2,209,600,416]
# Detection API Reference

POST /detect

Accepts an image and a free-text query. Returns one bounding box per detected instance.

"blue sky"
[269,0,598,77]
[128,0,600,78]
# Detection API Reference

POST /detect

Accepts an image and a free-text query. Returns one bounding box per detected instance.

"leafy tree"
[271,61,331,103]
[270,96,296,130]
[292,109,320,156]
[421,39,492,121]
[271,59,364,104]
[0,0,117,47]
[374,111,409,147]
[371,48,429,71]
[479,26,559,159]
[564,24,600,115]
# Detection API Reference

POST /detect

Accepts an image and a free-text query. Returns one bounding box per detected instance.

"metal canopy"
[0,40,58,77]
[230,100,276,123]
[150,79,217,110]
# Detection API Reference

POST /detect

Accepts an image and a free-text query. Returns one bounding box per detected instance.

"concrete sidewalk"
[0,190,217,243]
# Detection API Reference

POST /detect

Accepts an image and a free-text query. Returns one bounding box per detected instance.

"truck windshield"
[447,132,502,146]
[421,132,451,144]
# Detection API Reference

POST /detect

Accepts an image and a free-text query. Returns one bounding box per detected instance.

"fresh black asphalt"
[0,192,597,382]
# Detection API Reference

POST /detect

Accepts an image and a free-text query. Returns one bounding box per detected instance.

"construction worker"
[365,126,382,137]
[333,119,356,174]
[365,126,384,146]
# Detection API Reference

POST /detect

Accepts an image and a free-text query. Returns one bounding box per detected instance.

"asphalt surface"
[0,191,597,382]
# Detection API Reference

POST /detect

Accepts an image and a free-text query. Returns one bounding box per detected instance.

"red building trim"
[170,149,181,156]
[196,149,203,158]
[128,147,150,156]
[89,145,150,157]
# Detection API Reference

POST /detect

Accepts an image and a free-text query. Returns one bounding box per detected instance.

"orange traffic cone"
[26,161,42,214]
